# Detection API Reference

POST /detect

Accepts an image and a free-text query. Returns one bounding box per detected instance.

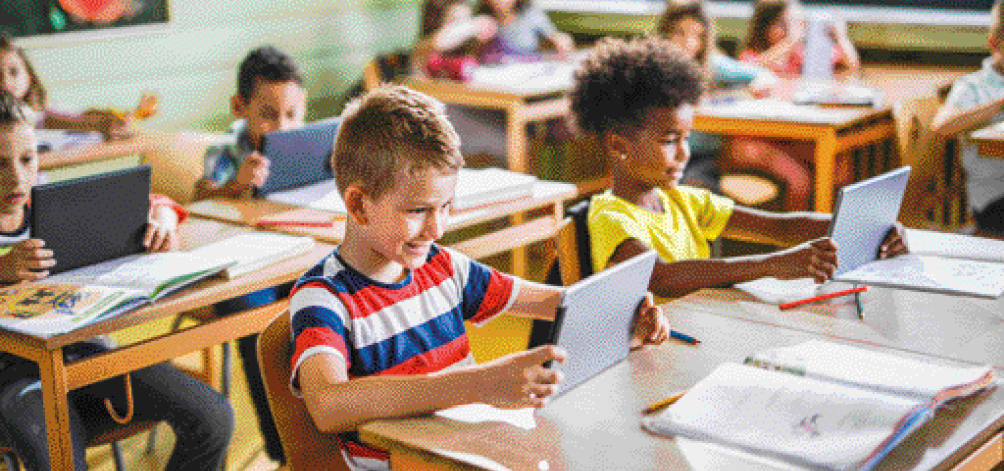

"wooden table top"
[361,306,1004,471]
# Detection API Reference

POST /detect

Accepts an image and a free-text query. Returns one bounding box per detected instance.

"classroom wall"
[19,0,422,133]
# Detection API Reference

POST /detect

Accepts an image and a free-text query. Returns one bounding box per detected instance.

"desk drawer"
[951,432,1003,471]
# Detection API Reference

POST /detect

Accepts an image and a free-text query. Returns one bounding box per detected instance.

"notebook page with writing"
[837,254,1004,299]
[643,363,929,471]
[905,229,1004,263]
[746,340,994,402]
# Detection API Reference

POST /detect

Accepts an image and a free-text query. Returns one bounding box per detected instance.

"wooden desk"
[695,98,897,212]
[187,180,578,277]
[404,76,571,176]
[38,129,233,204]
[970,123,1004,159]
[670,285,1004,369]
[359,307,1004,471]
[0,217,332,471]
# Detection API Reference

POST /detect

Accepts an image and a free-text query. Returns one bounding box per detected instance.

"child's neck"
[0,207,25,233]
[338,232,409,284]
[611,177,663,214]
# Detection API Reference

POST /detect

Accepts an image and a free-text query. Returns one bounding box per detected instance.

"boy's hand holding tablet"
[0,239,54,282]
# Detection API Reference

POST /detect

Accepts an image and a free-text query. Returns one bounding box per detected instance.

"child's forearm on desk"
[304,368,484,433]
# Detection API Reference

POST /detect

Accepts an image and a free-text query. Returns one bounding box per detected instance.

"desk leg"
[39,349,74,471]
[507,109,529,278]
[813,131,839,213]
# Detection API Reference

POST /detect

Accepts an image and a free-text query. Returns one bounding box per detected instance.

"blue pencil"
[670,330,700,345]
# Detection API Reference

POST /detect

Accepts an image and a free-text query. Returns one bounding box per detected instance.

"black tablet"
[258,117,340,196]
[31,165,150,274]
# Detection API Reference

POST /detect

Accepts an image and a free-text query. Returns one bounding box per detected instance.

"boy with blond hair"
[289,84,668,470]
[932,0,1004,236]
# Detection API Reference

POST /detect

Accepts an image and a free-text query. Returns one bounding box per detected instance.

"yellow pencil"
[643,390,686,414]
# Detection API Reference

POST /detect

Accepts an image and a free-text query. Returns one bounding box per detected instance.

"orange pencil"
[779,286,868,311]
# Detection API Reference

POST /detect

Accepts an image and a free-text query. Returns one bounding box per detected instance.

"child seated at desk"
[192,44,307,465]
[417,0,573,167]
[0,33,146,140]
[724,0,861,211]
[414,0,497,81]
[656,0,778,190]
[0,90,232,471]
[474,0,574,63]
[290,83,668,471]
[569,36,906,299]
[932,0,1004,237]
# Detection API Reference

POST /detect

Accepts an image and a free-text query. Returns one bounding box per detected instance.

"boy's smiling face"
[611,104,695,189]
[0,122,37,218]
[356,165,458,275]
[232,79,307,149]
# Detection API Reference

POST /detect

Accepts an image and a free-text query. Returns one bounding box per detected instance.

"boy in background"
[0,90,232,471]
[932,0,1004,237]
[570,36,906,299]
[290,84,668,471]
[193,44,307,465]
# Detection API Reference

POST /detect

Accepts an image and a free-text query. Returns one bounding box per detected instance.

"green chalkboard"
[1,0,169,38]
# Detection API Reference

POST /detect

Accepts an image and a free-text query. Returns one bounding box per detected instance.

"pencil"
[643,390,687,414]
[778,286,868,311]
[256,219,334,228]
[670,330,700,345]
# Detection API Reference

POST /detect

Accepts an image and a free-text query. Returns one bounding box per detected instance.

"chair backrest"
[142,131,235,204]
[531,199,593,348]
[362,49,413,92]
[258,311,349,471]
[897,91,970,230]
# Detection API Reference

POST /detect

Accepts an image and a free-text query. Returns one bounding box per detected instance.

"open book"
[643,340,995,471]
[835,229,1004,299]
[0,253,233,337]
[187,232,316,279]
[266,167,537,215]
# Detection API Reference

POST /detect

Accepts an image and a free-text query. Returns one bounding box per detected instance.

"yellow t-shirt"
[588,186,735,272]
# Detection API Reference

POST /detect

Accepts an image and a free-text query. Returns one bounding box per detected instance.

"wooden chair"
[360,49,413,93]
[529,199,592,348]
[898,91,971,230]
[141,131,235,205]
[258,310,349,471]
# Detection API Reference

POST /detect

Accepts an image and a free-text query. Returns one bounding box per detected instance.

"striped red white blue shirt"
[289,244,520,471]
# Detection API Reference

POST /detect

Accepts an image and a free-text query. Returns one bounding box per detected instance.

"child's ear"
[230,94,246,119]
[603,131,630,163]
[343,185,369,225]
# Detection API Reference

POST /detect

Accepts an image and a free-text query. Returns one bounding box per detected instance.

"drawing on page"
[792,414,823,438]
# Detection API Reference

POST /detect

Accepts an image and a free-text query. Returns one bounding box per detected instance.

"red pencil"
[256,219,333,228]
[778,286,868,311]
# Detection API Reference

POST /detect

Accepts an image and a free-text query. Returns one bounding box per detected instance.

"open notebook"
[267,167,537,214]
[0,253,233,337]
[643,340,995,471]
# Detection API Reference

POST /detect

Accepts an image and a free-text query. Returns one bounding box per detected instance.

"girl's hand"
[0,239,55,282]
[472,15,498,42]
[631,293,670,349]
[770,237,838,284]
[144,205,180,252]
[879,223,908,259]
[476,345,567,409]
[83,109,131,141]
